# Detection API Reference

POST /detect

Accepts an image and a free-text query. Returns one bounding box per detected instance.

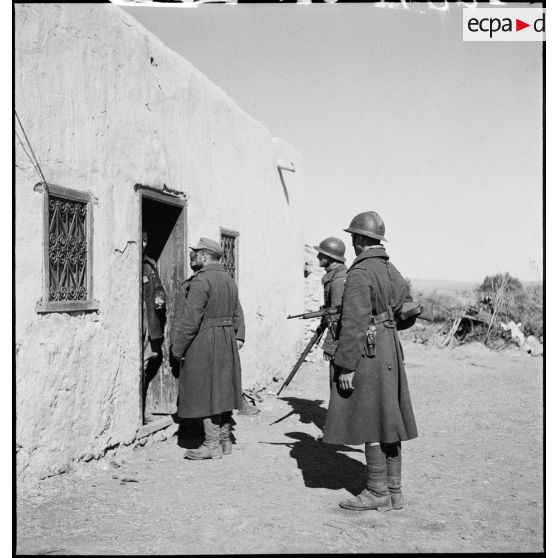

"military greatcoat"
[323,246,418,446]
[321,263,347,356]
[170,264,245,418]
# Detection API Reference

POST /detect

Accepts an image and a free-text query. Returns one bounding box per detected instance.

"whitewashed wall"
[15,3,305,481]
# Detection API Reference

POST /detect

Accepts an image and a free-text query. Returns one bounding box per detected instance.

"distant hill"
[409,278,478,296]
[410,278,542,297]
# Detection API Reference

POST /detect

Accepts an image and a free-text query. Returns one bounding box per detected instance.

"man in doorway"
[313,237,348,364]
[322,211,418,511]
[170,237,245,460]
[142,230,166,422]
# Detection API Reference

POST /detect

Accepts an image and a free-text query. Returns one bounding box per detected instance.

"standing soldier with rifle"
[323,211,418,512]
[278,238,346,396]
[313,237,348,366]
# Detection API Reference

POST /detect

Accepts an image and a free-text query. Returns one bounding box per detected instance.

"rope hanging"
[15,110,49,190]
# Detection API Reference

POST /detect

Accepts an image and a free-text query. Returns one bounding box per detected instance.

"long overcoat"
[321,263,347,356]
[323,246,418,445]
[170,263,245,418]
[142,256,166,340]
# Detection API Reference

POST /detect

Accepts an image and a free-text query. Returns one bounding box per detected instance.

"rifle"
[277,324,326,396]
[287,306,340,320]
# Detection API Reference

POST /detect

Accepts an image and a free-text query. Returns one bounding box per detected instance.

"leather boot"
[183,443,222,460]
[382,442,403,509]
[184,416,223,460]
[220,411,233,455]
[339,443,391,511]
[237,395,260,416]
[339,488,392,511]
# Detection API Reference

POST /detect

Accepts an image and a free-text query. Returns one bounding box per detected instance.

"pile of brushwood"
[405,273,542,353]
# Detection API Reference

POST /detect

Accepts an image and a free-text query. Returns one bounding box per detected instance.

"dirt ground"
[16,342,544,554]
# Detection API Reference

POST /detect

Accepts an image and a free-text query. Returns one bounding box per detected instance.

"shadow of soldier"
[143,354,163,400]
[277,397,327,432]
[142,353,163,421]
[264,432,365,496]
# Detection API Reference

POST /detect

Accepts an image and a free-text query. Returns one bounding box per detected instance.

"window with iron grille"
[220,229,239,282]
[35,183,98,313]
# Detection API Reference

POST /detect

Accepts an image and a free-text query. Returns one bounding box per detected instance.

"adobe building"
[15,3,305,482]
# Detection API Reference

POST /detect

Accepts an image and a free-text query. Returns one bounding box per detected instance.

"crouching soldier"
[170,237,245,460]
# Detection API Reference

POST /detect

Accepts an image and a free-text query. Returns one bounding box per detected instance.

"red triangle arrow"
[516,19,530,32]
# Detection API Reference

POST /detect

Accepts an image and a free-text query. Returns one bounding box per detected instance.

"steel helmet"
[344,211,387,242]
[313,237,346,263]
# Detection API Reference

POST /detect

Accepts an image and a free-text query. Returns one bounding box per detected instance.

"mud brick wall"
[15,3,304,481]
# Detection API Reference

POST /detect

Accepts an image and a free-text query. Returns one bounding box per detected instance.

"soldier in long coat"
[170,237,245,460]
[323,211,418,512]
[171,250,203,434]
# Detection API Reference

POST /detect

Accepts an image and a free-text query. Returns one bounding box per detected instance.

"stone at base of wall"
[137,415,174,439]
[17,419,179,491]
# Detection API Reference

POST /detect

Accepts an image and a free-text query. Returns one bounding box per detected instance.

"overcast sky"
[124,2,543,283]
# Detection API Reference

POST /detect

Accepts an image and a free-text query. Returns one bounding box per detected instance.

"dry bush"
[408,275,543,348]
[477,274,543,339]
[503,283,543,338]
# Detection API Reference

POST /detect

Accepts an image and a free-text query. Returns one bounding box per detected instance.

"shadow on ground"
[264,432,365,495]
[277,396,327,431]
[266,397,366,495]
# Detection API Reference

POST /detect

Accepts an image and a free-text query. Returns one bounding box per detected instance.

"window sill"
[36,300,100,314]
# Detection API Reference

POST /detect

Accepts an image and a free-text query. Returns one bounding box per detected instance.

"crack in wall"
[114,240,137,254]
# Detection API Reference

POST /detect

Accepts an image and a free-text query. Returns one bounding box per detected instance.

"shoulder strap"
[384,261,396,319]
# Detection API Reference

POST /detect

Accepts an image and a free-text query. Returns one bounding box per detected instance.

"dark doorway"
[140,190,186,424]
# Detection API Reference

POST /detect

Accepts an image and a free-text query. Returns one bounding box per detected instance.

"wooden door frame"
[136,185,187,432]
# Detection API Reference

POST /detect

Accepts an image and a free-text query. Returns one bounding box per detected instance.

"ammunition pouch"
[369,304,422,331]
[394,303,423,331]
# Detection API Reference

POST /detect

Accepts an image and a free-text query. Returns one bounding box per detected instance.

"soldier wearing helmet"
[312,237,348,362]
[322,211,418,512]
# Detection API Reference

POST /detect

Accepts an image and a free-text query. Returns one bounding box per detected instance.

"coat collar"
[322,263,347,285]
[197,263,226,274]
[323,262,347,279]
[181,271,198,284]
[350,245,389,268]
[325,261,343,273]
